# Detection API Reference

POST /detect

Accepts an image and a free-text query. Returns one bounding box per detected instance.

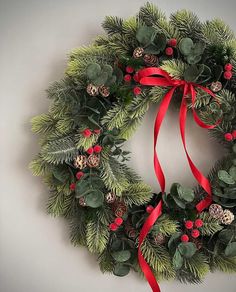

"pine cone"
[210,81,222,93]
[74,155,87,169]
[87,154,100,168]
[221,209,234,225]
[99,85,110,97]
[153,233,166,245]
[113,201,127,217]
[125,222,136,239]
[143,54,158,66]
[105,192,117,204]
[86,84,99,96]
[191,238,203,250]
[133,47,144,59]
[209,204,224,219]
[79,197,86,207]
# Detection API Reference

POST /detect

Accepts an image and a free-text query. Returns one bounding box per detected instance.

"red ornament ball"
[126,66,134,74]
[232,130,236,139]
[124,74,132,82]
[82,128,92,138]
[93,145,102,153]
[168,38,177,47]
[146,205,154,214]
[224,71,233,80]
[133,73,140,82]
[133,86,142,95]
[76,171,84,180]
[86,147,94,155]
[194,219,203,228]
[93,129,101,135]
[224,63,233,71]
[165,47,174,56]
[191,229,200,238]
[185,220,194,229]
[69,183,76,191]
[181,234,189,242]
[109,223,118,231]
[225,132,233,141]
[114,217,123,226]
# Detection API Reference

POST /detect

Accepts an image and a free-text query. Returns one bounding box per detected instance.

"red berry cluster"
[165,38,177,57]
[109,217,124,231]
[86,145,103,155]
[224,130,236,142]
[82,128,101,138]
[124,66,142,96]
[181,219,203,242]
[223,63,233,80]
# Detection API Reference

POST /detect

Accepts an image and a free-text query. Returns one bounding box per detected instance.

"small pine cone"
[99,85,110,97]
[113,201,127,217]
[191,238,203,250]
[210,81,222,93]
[209,204,224,219]
[133,47,144,59]
[153,233,166,245]
[105,192,117,204]
[86,84,99,96]
[221,209,235,225]
[143,54,158,66]
[74,155,87,169]
[87,154,100,168]
[125,222,136,239]
[79,197,86,207]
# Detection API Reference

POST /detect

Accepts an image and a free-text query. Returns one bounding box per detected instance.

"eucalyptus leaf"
[136,25,156,46]
[85,190,104,208]
[75,176,104,198]
[113,264,130,277]
[177,185,195,202]
[178,242,197,258]
[173,249,184,270]
[225,242,236,257]
[179,38,194,55]
[111,250,131,262]
[86,63,101,80]
[218,170,235,185]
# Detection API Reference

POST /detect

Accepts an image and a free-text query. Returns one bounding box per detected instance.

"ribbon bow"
[137,67,219,292]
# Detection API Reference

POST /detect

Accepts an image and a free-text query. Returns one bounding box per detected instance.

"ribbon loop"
[137,67,220,292]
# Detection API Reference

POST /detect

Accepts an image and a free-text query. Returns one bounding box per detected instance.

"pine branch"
[101,103,128,130]
[161,60,186,79]
[29,155,52,176]
[41,136,77,164]
[86,218,109,254]
[98,249,115,273]
[123,182,153,206]
[70,210,87,246]
[198,212,223,236]
[102,16,124,35]
[212,254,236,273]
[31,113,57,135]
[138,2,166,26]
[149,86,170,103]
[152,215,179,237]
[47,189,74,217]
[75,131,98,150]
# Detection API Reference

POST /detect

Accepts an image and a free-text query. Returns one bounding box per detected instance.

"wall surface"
[1,0,236,292]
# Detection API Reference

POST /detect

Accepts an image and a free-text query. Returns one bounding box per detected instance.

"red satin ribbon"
[137,67,219,292]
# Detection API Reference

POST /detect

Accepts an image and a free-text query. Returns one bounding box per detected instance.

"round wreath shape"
[31,3,236,291]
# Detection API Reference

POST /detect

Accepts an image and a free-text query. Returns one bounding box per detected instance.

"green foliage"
[198,212,223,236]
[123,182,153,206]
[101,103,128,130]
[31,113,56,135]
[152,214,179,237]
[98,250,115,273]
[47,189,74,217]
[138,2,166,26]
[212,254,236,273]
[29,155,52,176]
[102,16,124,35]
[86,218,109,254]
[161,60,186,79]
[41,136,77,164]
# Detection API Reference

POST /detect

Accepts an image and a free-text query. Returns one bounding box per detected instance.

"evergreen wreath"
[30,2,236,290]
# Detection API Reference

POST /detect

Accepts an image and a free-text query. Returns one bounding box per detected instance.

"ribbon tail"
[138,201,163,292]
[179,86,212,211]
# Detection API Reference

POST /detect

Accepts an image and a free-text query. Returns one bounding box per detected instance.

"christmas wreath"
[31,3,236,291]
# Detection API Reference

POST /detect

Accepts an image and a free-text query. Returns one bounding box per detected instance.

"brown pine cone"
[87,154,100,168]
[86,84,99,96]
[209,204,224,219]
[113,201,127,217]
[99,85,110,97]
[153,233,166,245]
[143,54,158,66]
[210,81,222,93]
[133,47,144,59]
[105,192,117,204]
[74,155,87,169]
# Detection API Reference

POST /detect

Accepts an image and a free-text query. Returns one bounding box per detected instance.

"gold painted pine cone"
[74,155,87,169]
[133,47,144,58]
[86,84,99,96]
[220,209,234,225]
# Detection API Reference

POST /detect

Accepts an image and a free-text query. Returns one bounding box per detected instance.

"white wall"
[1,0,236,291]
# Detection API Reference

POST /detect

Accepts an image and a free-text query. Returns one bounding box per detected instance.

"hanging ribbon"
[137,67,220,292]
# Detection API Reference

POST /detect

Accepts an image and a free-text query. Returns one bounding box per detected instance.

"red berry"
[181,234,189,242]
[133,86,142,95]
[232,130,236,139]
[225,132,233,141]
[185,220,194,230]
[82,128,92,138]
[69,183,76,191]
[94,129,101,135]
[124,74,132,82]
[76,171,84,180]
[126,66,134,74]
[93,145,102,153]
[194,219,203,228]
[86,147,94,155]
[168,38,177,47]
[165,47,174,56]
[224,63,233,71]
[146,205,154,214]
[109,223,118,231]
[191,229,200,238]
[114,217,123,226]
[133,73,140,82]
[224,71,233,80]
